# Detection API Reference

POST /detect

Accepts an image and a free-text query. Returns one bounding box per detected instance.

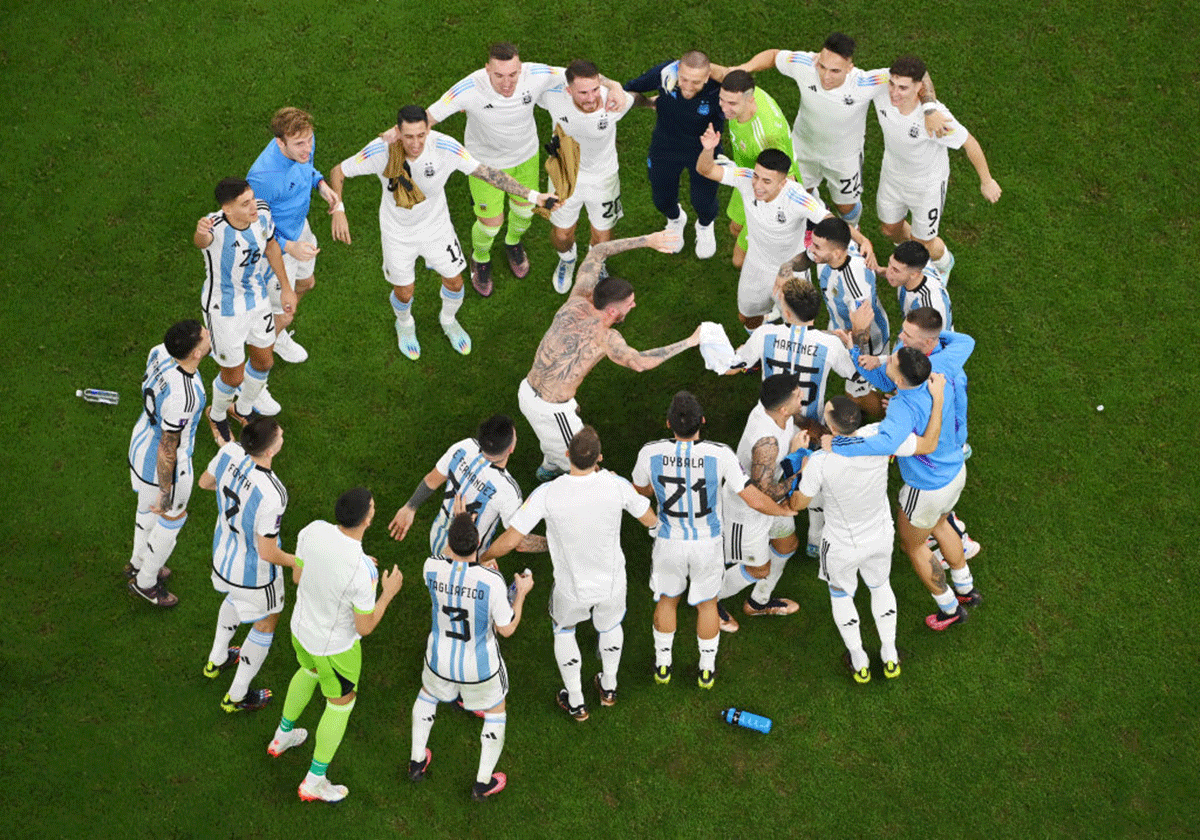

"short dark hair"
[823,33,856,59]
[568,426,602,469]
[755,148,792,175]
[721,69,755,94]
[680,50,710,69]
[893,240,930,269]
[593,276,634,310]
[241,417,280,457]
[488,42,519,62]
[896,346,932,387]
[667,392,704,438]
[760,373,800,411]
[812,216,852,248]
[890,55,927,83]
[335,487,373,528]
[164,320,204,360]
[826,396,862,435]
[906,307,943,333]
[215,177,251,206]
[478,414,515,457]
[781,277,821,323]
[397,105,428,127]
[565,59,599,84]
[447,512,479,557]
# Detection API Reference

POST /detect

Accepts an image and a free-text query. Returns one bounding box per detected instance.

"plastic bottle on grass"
[721,707,772,733]
[77,389,120,405]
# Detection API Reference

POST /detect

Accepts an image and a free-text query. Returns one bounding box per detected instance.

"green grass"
[2,1,1198,837]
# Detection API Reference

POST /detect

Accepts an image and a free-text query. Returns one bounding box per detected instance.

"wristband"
[526,188,540,204]
[333,201,345,213]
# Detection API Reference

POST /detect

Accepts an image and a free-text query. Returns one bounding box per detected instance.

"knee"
[747,562,771,580]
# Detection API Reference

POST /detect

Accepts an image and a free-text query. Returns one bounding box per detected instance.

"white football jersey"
[817,242,890,352]
[510,469,648,603]
[719,166,828,267]
[291,520,377,657]
[206,441,288,590]
[723,402,795,522]
[339,130,479,235]
[874,98,969,188]
[429,439,523,558]
[633,439,749,541]
[798,423,917,549]
[200,201,276,316]
[128,343,206,486]
[735,324,857,421]
[428,63,563,168]
[537,84,635,181]
[422,556,512,683]
[897,264,954,331]
[774,51,889,163]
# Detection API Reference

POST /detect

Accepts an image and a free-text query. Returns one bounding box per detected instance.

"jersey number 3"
[441,605,471,641]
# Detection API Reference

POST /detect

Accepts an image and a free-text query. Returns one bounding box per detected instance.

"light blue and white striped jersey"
[817,242,890,353]
[206,441,288,589]
[735,324,858,421]
[423,556,512,683]
[632,439,748,541]
[429,438,523,559]
[200,201,276,317]
[128,343,206,487]
[897,263,953,331]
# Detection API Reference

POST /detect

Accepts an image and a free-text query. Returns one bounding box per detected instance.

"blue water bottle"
[721,707,772,734]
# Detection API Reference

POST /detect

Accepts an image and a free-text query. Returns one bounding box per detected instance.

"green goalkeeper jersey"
[726,87,799,179]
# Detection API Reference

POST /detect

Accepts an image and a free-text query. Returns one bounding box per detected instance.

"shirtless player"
[518,230,701,481]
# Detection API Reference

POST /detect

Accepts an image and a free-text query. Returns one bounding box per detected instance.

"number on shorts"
[656,475,713,519]
[142,387,158,425]
[838,172,862,196]
[927,207,939,227]
[441,605,471,641]
[222,487,241,533]
[601,197,623,219]
[445,240,463,263]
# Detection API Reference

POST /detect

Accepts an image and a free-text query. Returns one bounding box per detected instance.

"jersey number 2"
[656,475,713,518]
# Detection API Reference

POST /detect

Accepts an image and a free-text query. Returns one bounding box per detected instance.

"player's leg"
[826,156,865,227]
[224,580,284,709]
[126,481,158,574]
[409,666,451,782]
[876,172,912,245]
[748,529,799,612]
[268,635,318,756]
[423,227,471,355]
[234,309,278,417]
[470,670,509,801]
[500,155,540,278]
[897,488,966,629]
[647,154,687,253]
[206,309,249,430]
[822,541,869,678]
[928,468,977,605]
[549,199,580,294]
[297,646,360,803]
[691,541,724,688]
[517,379,581,479]
[383,232,422,359]
[550,590,588,716]
[727,189,747,269]
[735,254,776,332]
[687,162,720,259]
[860,542,900,673]
[912,179,953,277]
[467,175,506,296]
[695,597,720,689]
[592,593,625,705]
[718,519,766,611]
[273,222,317,363]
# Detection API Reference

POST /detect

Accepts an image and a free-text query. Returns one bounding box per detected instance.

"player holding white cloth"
[484,427,655,720]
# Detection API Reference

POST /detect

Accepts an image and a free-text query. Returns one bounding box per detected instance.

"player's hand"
[927,371,946,398]
[331,211,351,244]
[513,570,534,595]
[388,506,415,541]
[924,110,950,138]
[880,393,891,411]
[195,217,214,241]
[278,286,297,315]
[452,493,475,521]
[605,86,628,112]
[858,237,879,271]
[858,354,882,371]
[849,299,874,332]
[379,125,401,144]
[831,328,853,349]
[379,564,403,596]
[285,240,321,261]
[700,123,721,151]
[536,192,559,210]
[980,178,1002,203]
[647,229,681,253]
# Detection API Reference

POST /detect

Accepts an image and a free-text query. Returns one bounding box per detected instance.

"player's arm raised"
[734,49,781,74]
[604,325,701,373]
[389,467,446,541]
[573,230,682,298]
[326,163,351,244]
[495,571,534,637]
[193,216,214,248]
[354,564,403,637]
[962,135,1002,203]
[696,123,725,182]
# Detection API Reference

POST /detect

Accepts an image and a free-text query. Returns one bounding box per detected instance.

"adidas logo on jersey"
[809,85,818,92]
[484,103,495,109]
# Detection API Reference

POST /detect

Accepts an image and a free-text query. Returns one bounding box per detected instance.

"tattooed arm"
[152,430,181,513]
[749,437,791,502]
[772,252,811,303]
[470,164,556,208]
[604,325,700,372]
[572,229,681,299]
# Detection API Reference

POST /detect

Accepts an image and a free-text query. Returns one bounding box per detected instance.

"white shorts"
[381,217,467,287]
[797,154,863,204]
[818,533,893,594]
[206,300,275,369]
[899,464,967,530]
[844,371,874,399]
[213,571,286,623]
[421,661,508,712]
[549,171,623,231]
[518,377,583,473]
[724,514,796,567]
[272,221,318,314]
[737,253,777,319]
[876,173,947,240]
[650,536,724,605]
[550,583,625,632]
[130,467,193,515]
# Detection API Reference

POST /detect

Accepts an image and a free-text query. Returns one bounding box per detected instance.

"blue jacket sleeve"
[850,347,896,392]
[625,61,671,93]
[935,331,975,369]
[830,400,913,458]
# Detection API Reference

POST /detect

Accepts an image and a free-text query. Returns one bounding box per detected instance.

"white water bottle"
[77,389,120,405]
[507,568,532,605]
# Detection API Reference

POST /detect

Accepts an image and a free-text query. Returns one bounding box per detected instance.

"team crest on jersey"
[777,209,787,223]
[843,95,855,105]
[424,162,435,177]
[908,125,920,138]
[698,101,710,116]
[522,91,532,105]
[597,115,608,130]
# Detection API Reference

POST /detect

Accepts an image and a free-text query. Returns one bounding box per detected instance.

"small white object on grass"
[1096,405,1104,412]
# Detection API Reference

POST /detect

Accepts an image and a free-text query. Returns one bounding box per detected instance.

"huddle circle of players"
[125,34,999,804]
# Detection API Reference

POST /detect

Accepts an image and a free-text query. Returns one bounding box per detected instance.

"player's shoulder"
[258,467,288,507]
[474,563,506,586]
[780,49,815,67]
[855,67,890,87]
[489,464,523,499]
[524,62,557,77]
[431,133,472,161]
